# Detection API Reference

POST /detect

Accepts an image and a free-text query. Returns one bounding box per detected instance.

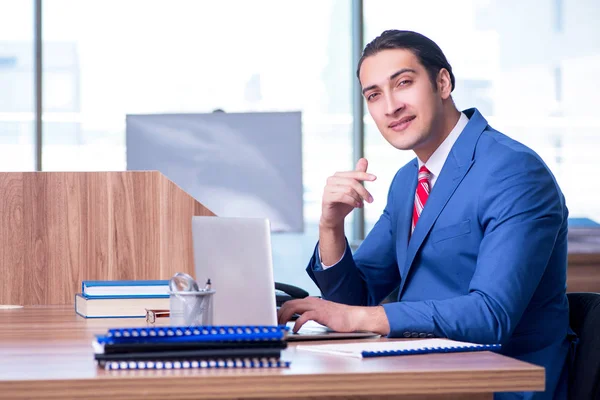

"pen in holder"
[168,272,215,326]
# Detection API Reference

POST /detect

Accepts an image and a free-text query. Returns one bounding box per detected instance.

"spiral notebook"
[94,325,290,370]
[99,358,290,370]
[101,339,287,354]
[95,347,284,362]
[95,325,288,345]
[296,338,501,358]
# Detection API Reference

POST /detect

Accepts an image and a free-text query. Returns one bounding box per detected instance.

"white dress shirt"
[416,112,469,189]
[321,112,469,269]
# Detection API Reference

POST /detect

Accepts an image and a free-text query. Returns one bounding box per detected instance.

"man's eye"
[398,80,412,86]
[367,93,379,101]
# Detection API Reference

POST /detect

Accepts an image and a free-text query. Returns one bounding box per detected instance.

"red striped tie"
[412,166,431,233]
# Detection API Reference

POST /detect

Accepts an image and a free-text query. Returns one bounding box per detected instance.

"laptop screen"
[191,216,278,326]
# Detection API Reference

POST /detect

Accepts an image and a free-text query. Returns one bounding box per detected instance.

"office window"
[363,0,600,231]
[0,0,35,171]
[43,0,353,294]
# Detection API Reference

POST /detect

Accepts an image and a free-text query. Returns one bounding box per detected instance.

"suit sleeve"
[306,173,401,307]
[382,152,566,343]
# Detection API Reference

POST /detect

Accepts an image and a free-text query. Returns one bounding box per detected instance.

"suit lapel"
[398,159,474,295]
[396,108,488,298]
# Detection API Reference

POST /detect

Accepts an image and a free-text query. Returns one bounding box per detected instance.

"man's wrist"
[318,219,344,234]
[318,220,346,266]
[353,306,390,335]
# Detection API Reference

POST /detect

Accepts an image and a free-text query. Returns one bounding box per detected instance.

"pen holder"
[168,289,215,326]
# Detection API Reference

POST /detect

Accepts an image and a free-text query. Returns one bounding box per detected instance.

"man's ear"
[437,68,453,100]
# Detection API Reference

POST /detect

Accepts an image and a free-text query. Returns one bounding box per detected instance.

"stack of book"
[75,280,170,318]
[93,325,290,370]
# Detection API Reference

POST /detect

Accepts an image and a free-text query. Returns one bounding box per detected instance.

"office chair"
[567,292,600,400]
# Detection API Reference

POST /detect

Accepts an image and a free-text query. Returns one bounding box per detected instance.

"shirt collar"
[417,112,469,187]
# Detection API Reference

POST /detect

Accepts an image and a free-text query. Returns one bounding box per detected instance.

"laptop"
[191,216,379,341]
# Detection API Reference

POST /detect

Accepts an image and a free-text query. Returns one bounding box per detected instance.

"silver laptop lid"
[191,216,277,326]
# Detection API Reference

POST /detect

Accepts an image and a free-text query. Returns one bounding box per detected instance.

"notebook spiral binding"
[97,325,288,345]
[100,357,290,370]
[361,343,501,358]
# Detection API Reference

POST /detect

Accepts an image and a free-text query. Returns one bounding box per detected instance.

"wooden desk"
[0,306,544,400]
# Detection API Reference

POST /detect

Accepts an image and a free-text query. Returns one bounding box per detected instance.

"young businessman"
[278,30,572,399]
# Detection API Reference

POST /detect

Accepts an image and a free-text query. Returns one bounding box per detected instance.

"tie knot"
[418,166,431,182]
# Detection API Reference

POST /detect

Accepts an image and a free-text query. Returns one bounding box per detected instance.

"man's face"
[359,49,446,154]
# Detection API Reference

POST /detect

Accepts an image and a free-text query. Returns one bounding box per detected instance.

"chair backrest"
[567,292,600,400]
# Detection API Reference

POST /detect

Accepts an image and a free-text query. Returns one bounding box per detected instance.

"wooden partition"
[567,228,600,293]
[567,253,600,293]
[0,172,214,305]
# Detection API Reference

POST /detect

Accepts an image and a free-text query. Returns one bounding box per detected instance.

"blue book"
[82,280,169,298]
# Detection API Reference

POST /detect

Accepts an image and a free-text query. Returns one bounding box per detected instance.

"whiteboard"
[126,111,303,232]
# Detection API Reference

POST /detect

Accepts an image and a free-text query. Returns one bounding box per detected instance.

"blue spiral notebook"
[296,338,501,358]
[95,325,289,345]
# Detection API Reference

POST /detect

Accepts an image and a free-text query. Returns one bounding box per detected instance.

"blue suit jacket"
[307,109,571,400]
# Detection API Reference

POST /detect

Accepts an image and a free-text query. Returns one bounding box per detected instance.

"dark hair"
[357,30,455,92]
